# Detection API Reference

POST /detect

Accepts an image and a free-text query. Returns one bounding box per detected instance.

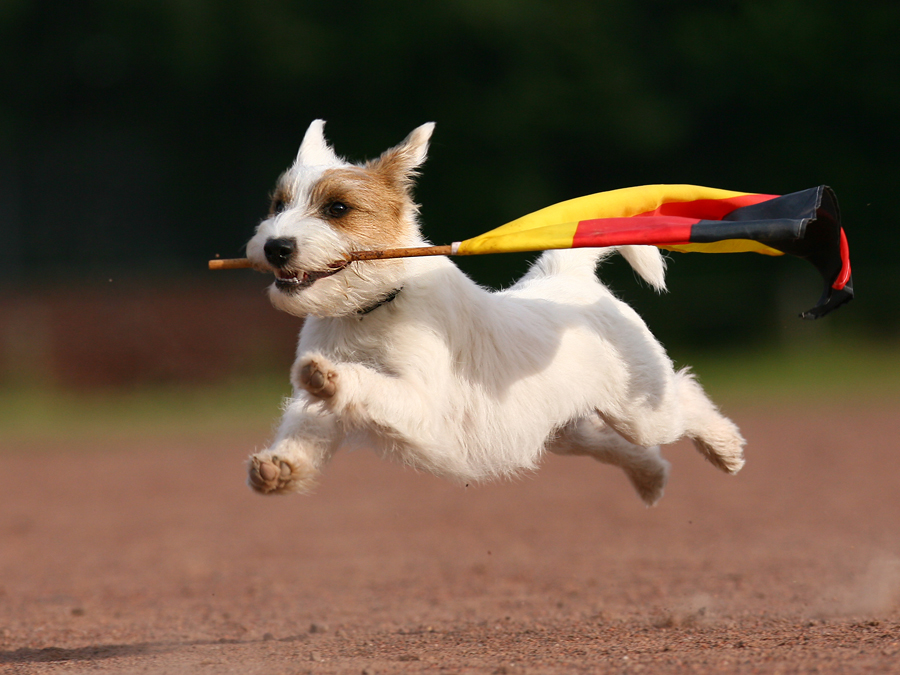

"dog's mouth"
[273,261,348,292]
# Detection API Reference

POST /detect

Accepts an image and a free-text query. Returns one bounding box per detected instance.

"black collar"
[356,287,403,316]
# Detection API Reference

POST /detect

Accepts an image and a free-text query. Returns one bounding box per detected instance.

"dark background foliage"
[1,0,897,355]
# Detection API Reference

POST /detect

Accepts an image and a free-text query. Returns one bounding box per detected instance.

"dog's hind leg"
[549,414,670,506]
[675,369,745,474]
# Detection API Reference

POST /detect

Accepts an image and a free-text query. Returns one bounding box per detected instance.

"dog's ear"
[296,119,340,166]
[369,122,435,186]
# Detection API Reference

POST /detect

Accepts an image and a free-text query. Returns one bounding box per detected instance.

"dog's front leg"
[247,399,342,495]
[294,352,431,442]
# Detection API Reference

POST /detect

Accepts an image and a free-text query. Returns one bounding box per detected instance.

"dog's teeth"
[275,270,301,284]
[273,266,343,292]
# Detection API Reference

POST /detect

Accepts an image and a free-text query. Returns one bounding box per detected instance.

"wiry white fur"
[244,121,745,506]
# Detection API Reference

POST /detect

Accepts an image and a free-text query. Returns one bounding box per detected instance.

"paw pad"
[248,455,296,494]
[299,360,337,399]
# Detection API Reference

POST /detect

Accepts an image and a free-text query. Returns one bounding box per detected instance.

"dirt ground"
[1,402,899,674]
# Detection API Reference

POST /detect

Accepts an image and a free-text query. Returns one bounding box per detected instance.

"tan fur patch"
[269,176,293,217]
[308,165,417,247]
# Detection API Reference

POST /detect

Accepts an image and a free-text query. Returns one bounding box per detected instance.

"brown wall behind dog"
[0,279,299,389]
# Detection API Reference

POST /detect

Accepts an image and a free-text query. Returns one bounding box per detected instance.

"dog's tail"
[618,245,667,292]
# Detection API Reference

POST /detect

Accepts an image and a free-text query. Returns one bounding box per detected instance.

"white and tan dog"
[245,120,744,505]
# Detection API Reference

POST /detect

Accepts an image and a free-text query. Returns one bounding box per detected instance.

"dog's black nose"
[264,237,296,267]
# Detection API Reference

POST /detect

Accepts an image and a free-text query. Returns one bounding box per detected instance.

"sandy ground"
[1,402,898,674]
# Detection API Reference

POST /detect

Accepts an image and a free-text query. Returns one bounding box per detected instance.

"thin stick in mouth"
[208,244,456,271]
[208,258,257,270]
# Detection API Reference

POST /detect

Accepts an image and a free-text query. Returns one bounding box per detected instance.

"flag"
[453,185,852,319]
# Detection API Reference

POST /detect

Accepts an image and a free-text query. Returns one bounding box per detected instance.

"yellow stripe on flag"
[661,241,785,256]
[456,221,580,255]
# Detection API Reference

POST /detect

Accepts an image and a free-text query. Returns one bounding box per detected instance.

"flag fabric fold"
[453,184,852,319]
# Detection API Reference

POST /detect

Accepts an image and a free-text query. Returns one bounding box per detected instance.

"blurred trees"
[1,0,897,349]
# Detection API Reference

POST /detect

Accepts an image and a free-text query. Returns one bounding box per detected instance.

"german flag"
[454,185,852,319]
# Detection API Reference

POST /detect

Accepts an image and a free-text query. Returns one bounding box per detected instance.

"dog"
[244,120,745,506]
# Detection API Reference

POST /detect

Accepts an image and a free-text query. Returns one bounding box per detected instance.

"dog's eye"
[269,197,288,217]
[324,201,351,219]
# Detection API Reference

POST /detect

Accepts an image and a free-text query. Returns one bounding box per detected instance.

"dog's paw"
[247,454,316,495]
[247,454,293,494]
[624,450,670,507]
[297,356,338,399]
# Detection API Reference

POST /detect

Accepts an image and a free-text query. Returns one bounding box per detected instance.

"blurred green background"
[1,0,898,421]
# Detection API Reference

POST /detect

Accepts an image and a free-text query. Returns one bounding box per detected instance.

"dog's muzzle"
[263,236,348,292]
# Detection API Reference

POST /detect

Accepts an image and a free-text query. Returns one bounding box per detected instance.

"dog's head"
[247,120,435,318]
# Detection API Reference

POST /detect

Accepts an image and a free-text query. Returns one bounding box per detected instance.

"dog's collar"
[357,287,403,316]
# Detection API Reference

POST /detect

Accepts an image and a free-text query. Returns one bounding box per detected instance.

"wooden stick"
[208,244,455,270]
[346,244,454,261]
[208,258,255,270]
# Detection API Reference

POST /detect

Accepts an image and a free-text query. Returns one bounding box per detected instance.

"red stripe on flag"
[570,193,776,248]
[572,217,695,248]
[834,228,851,290]
[633,193,775,220]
